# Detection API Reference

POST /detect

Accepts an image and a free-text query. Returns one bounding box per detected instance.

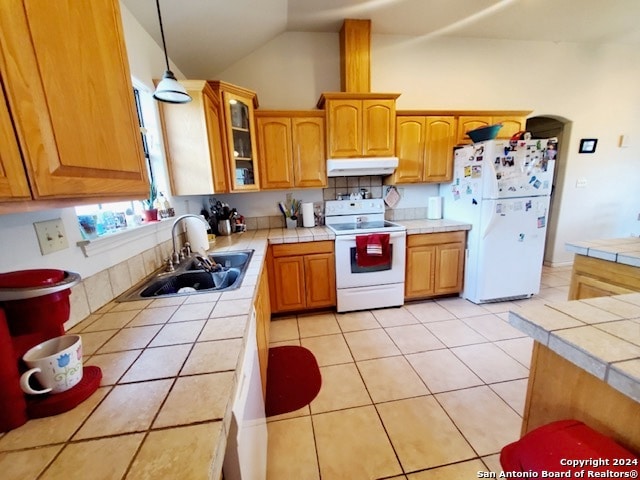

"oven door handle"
[335,231,406,242]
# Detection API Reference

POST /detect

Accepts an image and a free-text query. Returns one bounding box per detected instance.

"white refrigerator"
[440,138,557,303]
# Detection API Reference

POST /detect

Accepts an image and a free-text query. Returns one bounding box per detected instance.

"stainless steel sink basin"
[117,249,254,301]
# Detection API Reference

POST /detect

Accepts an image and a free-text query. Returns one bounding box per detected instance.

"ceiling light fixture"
[152,0,191,104]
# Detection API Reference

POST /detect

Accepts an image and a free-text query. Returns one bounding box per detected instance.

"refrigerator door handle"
[485,153,499,199]
[482,205,499,239]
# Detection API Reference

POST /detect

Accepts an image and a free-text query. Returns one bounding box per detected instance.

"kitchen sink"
[117,249,254,301]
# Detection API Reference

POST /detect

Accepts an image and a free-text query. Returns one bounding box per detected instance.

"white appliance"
[440,138,557,303]
[223,308,267,480]
[325,199,407,312]
[326,157,398,177]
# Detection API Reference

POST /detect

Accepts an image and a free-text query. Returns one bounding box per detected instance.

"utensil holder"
[286,218,297,229]
[218,219,232,236]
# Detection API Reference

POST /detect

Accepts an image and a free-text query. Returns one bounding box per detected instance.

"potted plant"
[141,182,158,222]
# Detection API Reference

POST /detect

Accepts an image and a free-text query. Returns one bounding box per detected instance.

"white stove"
[325,199,406,313]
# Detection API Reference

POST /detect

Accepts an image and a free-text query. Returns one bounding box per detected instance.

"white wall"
[217,32,640,265]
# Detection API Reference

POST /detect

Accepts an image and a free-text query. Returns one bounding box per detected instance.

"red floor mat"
[265,346,321,417]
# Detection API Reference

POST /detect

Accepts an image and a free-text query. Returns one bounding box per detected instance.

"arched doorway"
[526,116,570,265]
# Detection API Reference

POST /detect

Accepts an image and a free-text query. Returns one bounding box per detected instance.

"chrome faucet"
[170,214,209,266]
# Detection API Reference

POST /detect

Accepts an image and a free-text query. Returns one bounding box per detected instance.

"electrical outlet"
[34,218,68,255]
[575,178,588,188]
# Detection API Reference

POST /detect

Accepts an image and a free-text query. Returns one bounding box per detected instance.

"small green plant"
[142,182,157,210]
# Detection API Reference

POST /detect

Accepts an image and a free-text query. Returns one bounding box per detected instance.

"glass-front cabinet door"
[222,91,260,191]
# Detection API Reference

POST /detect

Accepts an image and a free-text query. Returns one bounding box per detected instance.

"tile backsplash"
[322,176,384,201]
[65,238,173,329]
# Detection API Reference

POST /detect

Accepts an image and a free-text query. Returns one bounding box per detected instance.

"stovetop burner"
[326,220,405,235]
[324,199,406,235]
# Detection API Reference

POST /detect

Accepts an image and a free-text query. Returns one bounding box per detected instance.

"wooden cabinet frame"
[267,241,336,314]
[0,0,149,211]
[405,231,466,299]
[255,110,326,190]
[318,92,400,158]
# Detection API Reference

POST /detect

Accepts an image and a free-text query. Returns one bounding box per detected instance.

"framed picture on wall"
[579,138,598,153]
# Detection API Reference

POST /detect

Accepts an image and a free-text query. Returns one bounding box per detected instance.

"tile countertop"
[566,237,640,267]
[0,220,471,480]
[508,294,640,404]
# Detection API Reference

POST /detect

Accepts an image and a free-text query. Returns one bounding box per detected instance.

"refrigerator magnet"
[464,166,472,177]
[518,233,525,242]
[471,166,482,178]
[538,216,546,228]
[525,200,532,211]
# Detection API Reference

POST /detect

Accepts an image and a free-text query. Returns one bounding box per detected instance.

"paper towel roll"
[427,196,443,220]
[186,216,209,254]
[301,202,315,227]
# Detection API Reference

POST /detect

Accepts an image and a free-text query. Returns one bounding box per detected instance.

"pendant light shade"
[153,70,191,103]
[152,0,191,104]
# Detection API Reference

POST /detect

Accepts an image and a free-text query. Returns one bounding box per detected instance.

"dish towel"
[355,234,390,267]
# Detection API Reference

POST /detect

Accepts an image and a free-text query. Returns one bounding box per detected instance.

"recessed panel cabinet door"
[257,117,293,189]
[292,117,326,188]
[0,85,30,200]
[271,256,306,312]
[304,253,336,308]
[363,99,395,156]
[327,100,362,157]
[394,116,426,183]
[0,0,149,198]
[424,116,456,182]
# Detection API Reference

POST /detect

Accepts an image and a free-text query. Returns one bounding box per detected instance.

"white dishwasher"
[223,308,267,479]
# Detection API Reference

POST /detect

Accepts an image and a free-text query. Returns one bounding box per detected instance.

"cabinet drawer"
[407,231,466,248]
[271,240,334,257]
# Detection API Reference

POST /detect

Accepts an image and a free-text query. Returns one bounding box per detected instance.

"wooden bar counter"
[566,237,640,300]
[508,295,640,453]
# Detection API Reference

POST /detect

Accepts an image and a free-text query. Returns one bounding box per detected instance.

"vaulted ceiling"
[121,0,640,79]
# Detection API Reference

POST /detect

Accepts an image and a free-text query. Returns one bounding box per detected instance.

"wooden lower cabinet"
[268,241,336,314]
[405,231,465,300]
[568,254,640,300]
[254,265,271,398]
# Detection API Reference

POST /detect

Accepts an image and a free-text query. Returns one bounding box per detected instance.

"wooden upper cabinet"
[318,93,399,158]
[391,115,456,184]
[256,116,294,189]
[0,0,149,200]
[217,86,261,192]
[256,111,326,190]
[392,116,426,183]
[456,116,491,145]
[0,86,31,201]
[292,117,326,188]
[492,116,527,139]
[326,99,362,157]
[158,80,229,195]
[457,115,528,144]
[424,116,456,182]
[362,99,396,156]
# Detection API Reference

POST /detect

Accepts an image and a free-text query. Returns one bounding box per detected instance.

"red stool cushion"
[501,420,639,474]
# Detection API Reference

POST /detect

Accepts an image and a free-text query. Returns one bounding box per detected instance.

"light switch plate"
[34,218,69,255]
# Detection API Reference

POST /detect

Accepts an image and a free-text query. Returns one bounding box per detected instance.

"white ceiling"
[121,0,640,79]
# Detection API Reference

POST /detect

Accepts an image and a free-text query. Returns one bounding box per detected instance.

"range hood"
[326,157,398,177]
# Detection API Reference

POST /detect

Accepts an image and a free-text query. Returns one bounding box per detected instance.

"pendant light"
[152,0,191,104]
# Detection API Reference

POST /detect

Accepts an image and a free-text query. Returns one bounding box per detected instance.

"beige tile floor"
[266,265,572,480]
